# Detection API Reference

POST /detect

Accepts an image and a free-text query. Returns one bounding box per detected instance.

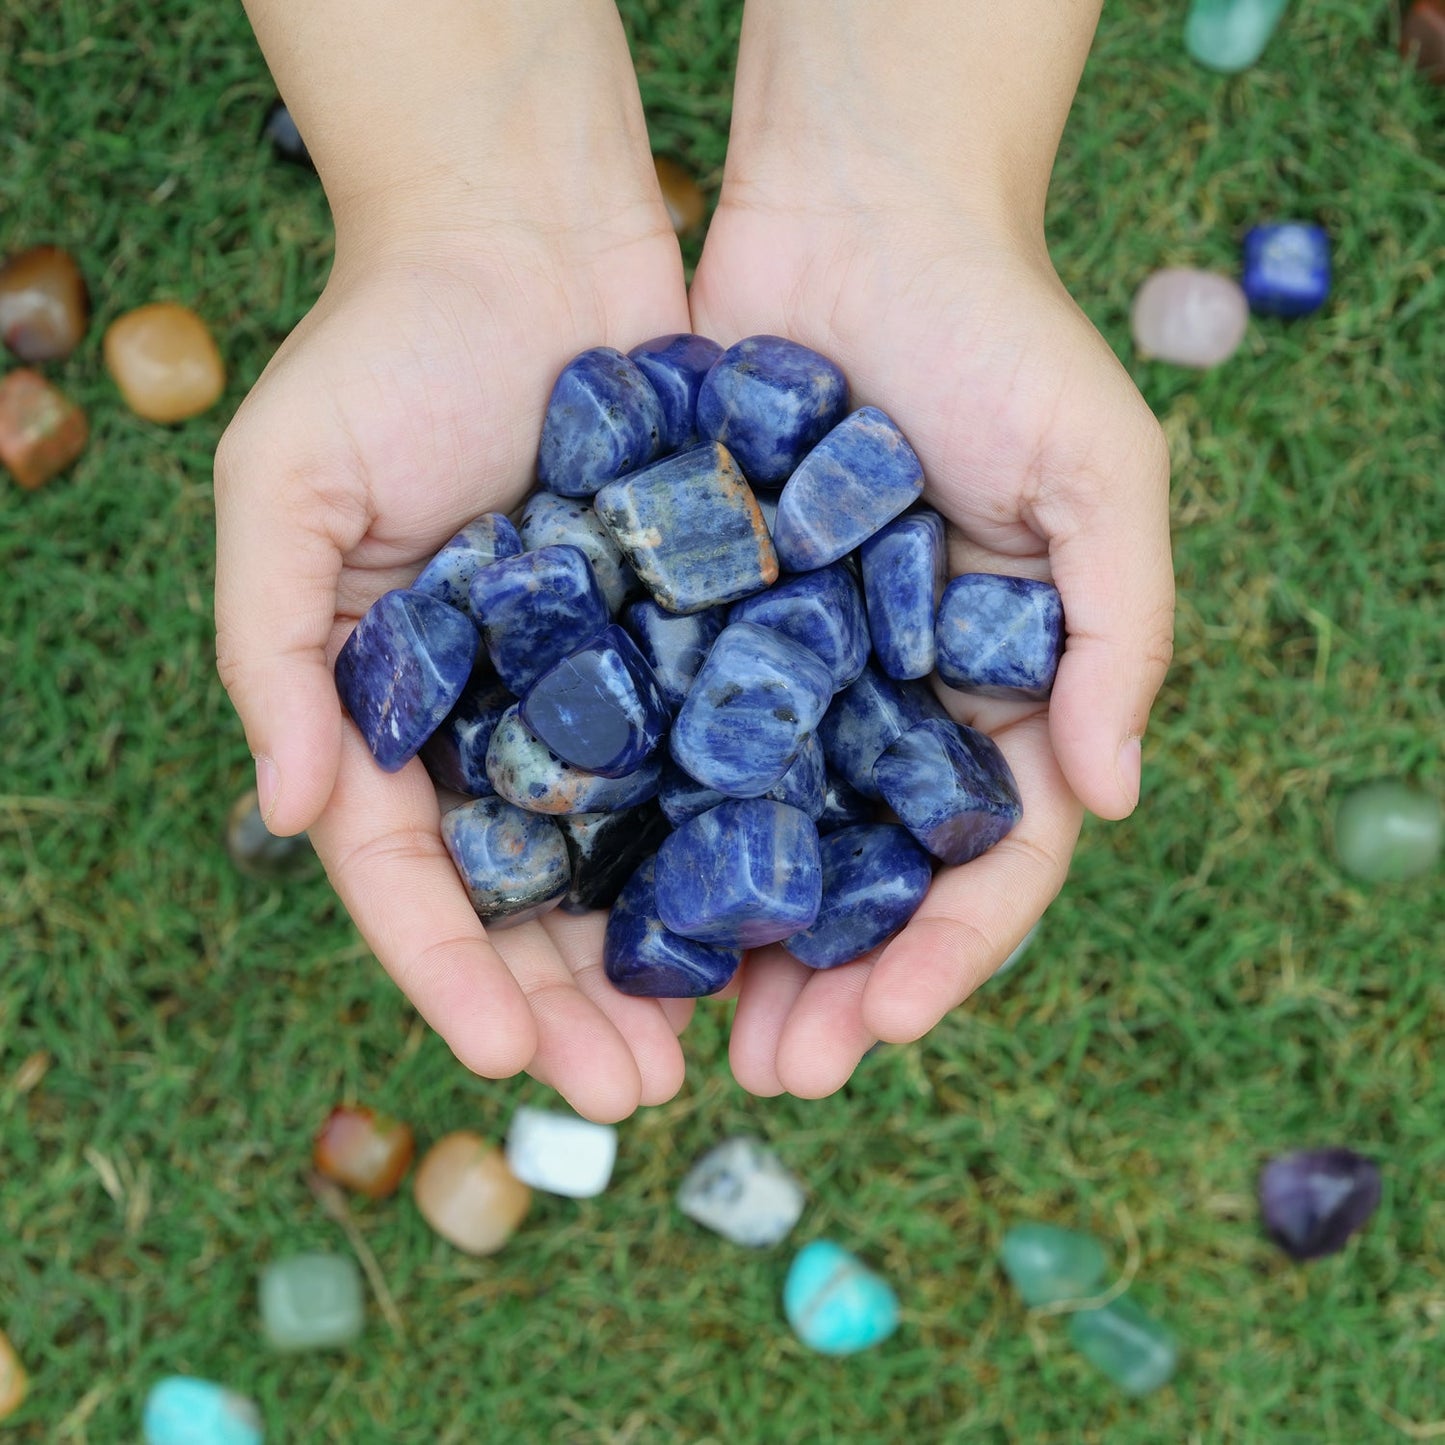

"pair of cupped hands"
[213,147,1175,1124]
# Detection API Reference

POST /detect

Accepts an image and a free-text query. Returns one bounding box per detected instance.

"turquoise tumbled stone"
[1067,1296,1179,1396]
[259,1252,364,1351]
[783,1240,900,1355]
[1333,781,1442,882]
[1184,0,1288,73]
[999,1223,1108,1306]
[143,1377,264,1445]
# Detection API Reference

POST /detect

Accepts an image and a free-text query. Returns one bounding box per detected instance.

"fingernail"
[254,754,280,827]
[1116,737,1142,811]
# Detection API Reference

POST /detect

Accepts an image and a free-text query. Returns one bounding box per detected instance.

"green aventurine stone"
[259,1253,364,1351]
[1068,1296,1179,1396]
[1184,0,1289,73]
[1334,781,1443,883]
[999,1224,1108,1307]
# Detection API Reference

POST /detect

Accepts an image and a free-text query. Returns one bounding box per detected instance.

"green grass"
[2,1,1442,1440]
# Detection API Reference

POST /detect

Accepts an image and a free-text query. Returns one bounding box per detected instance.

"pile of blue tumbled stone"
[333,334,1064,998]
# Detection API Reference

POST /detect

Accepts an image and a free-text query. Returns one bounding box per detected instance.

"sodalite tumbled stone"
[860,508,946,680]
[469,544,609,694]
[420,670,514,797]
[695,334,849,488]
[816,663,948,800]
[660,734,826,825]
[334,589,478,772]
[670,622,834,797]
[520,625,669,778]
[817,773,874,834]
[728,562,869,691]
[771,407,925,571]
[874,717,1022,865]
[440,795,570,924]
[656,800,822,947]
[783,824,933,969]
[935,573,1064,699]
[1242,222,1331,318]
[594,442,778,614]
[623,599,727,711]
[628,333,724,453]
[556,803,672,913]
[783,1241,900,1356]
[536,346,663,498]
[519,491,637,614]
[1068,1296,1179,1396]
[143,1378,263,1445]
[604,858,743,997]
[411,513,523,616]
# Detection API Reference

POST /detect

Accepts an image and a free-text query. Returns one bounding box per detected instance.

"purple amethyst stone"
[1259,1148,1382,1260]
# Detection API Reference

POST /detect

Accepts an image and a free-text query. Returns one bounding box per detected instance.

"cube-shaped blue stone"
[772,407,925,571]
[670,622,834,798]
[420,669,515,797]
[816,663,948,800]
[873,717,1022,865]
[334,589,478,772]
[556,803,672,914]
[411,513,523,617]
[659,735,825,825]
[520,624,669,778]
[935,573,1063,700]
[440,795,570,925]
[695,334,849,488]
[622,599,727,712]
[536,346,664,497]
[728,562,869,692]
[860,508,946,680]
[1241,222,1331,318]
[628,333,724,453]
[519,491,637,614]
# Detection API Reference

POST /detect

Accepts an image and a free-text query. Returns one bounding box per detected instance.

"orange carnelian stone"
[312,1105,416,1199]
[0,369,87,489]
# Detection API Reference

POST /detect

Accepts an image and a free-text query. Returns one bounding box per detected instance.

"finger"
[655,996,697,1034]
[727,953,812,1096]
[772,955,878,1099]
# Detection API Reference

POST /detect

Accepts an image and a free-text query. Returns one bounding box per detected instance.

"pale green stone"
[1068,1296,1179,1396]
[259,1253,364,1352]
[999,1224,1108,1307]
[1185,0,1289,73]
[1334,782,1442,883]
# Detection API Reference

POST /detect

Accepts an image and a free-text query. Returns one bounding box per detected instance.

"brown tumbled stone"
[653,155,706,235]
[0,369,88,490]
[103,302,226,423]
[0,245,90,363]
[0,1330,25,1422]
[1403,1,1445,82]
[413,1131,531,1256]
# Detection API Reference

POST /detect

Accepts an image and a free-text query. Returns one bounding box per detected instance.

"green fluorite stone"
[1334,781,1442,882]
[1185,0,1289,73]
[1068,1296,1179,1396]
[259,1253,364,1351]
[999,1224,1107,1307]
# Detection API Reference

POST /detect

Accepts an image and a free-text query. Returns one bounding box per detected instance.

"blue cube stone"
[783,1241,900,1356]
[411,513,523,617]
[670,622,834,798]
[486,704,661,814]
[817,772,875,834]
[419,670,515,797]
[1241,222,1331,318]
[556,803,672,913]
[628,333,724,452]
[659,734,826,825]
[594,443,778,614]
[771,407,925,571]
[816,663,948,800]
[469,544,609,695]
[935,573,1063,700]
[334,589,478,772]
[695,334,849,487]
[728,562,869,692]
[519,624,669,778]
[519,492,638,614]
[440,795,570,926]
[656,799,822,947]
[783,824,933,969]
[604,858,743,997]
[860,508,946,680]
[622,599,727,712]
[536,346,664,497]
[143,1377,264,1445]
[873,717,1022,865]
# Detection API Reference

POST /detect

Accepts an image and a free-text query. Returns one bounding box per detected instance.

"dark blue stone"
[536,346,664,498]
[628,333,724,453]
[772,407,925,571]
[556,803,672,914]
[782,824,933,969]
[860,508,946,680]
[1241,222,1331,318]
[594,443,778,614]
[419,669,515,797]
[935,573,1064,700]
[873,717,1022,865]
[695,335,849,487]
[519,492,637,614]
[659,734,826,825]
[261,99,313,170]
[622,599,727,712]
[604,858,743,997]
[469,544,609,695]
[816,663,948,800]
[440,796,570,925]
[670,622,835,798]
[334,589,478,773]
[412,513,523,617]
[817,773,875,834]
[519,624,669,778]
[656,800,822,947]
[1259,1148,1382,1260]
[728,562,869,691]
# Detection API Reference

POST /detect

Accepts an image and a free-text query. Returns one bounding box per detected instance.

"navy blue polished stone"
[783,824,934,969]
[419,669,515,797]
[519,624,669,778]
[670,622,835,798]
[816,663,948,800]
[728,562,869,691]
[628,333,724,453]
[412,513,523,618]
[536,346,664,498]
[604,858,743,997]
[486,704,661,814]
[817,773,875,834]
[873,717,1022,865]
[656,800,822,947]
[441,796,570,925]
[469,544,609,695]
[622,599,726,712]
[772,407,925,571]
[334,589,479,773]
[519,492,638,614]
[594,443,778,614]
[660,734,826,825]
[1241,222,1330,318]
[935,573,1064,700]
[556,803,672,914]
[860,508,946,680]
[695,335,849,487]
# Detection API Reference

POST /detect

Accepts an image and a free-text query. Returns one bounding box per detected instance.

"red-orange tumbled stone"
[0,245,90,363]
[312,1105,416,1199]
[0,369,88,490]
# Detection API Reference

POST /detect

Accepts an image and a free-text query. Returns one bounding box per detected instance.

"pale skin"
[216,0,1174,1119]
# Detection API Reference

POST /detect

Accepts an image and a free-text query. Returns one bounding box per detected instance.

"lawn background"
[1,1,1442,1441]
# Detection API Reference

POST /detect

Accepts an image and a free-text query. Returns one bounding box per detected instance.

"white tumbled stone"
[505,1107,617,1198]
[677,1136,806,1247]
